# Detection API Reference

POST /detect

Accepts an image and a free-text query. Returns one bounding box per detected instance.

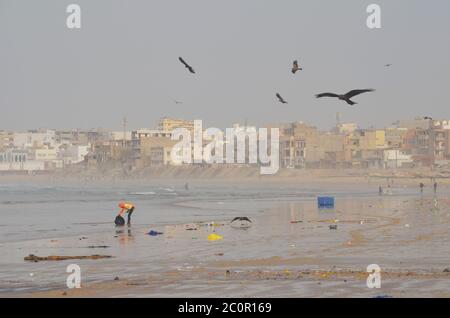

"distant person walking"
[434,182,438,194]
[379,186,383,196]
[419,183,425,194]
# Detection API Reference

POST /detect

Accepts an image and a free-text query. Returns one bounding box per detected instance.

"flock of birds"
[178,56,377,107]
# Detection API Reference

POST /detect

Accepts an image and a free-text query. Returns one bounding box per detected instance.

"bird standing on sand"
[178,57,196,74]
[276,93,288,104]
[231,217,252,223]
[315,89,375,106]
[292,60,302,74]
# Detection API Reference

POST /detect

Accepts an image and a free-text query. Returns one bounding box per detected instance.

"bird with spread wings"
[178,57,196,74]
[276,93,288,104]
[315,89,375,105]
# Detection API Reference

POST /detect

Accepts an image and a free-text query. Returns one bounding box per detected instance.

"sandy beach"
[1,171,450,298]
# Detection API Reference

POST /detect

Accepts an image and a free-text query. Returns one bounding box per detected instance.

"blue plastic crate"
[318,196,335,208]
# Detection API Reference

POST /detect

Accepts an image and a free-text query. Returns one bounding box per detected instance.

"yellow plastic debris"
[208,233,223,241]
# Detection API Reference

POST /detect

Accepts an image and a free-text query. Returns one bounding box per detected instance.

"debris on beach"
[215,252,224,256]
[114,276,120,281]
[443,268,450,273]
[147,230,164,236]
[329,225,338,230]
[198,221,225,228]
[290,220,303,224]
[24,254,113,262]
[87,245,110,249]
[185,223,199,231]
[208,233,223,241]
[373,295,393,298]
[79,237,88,240]
[318,196,335,209]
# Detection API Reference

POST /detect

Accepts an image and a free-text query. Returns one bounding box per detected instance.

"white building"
[384,149,413,169]
[0,149,45,171]
[59,145,90,165]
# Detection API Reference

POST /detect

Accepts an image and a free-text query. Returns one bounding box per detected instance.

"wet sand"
[1,179,450,298]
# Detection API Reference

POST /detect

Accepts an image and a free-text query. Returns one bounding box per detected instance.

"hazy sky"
[1,0,450,131]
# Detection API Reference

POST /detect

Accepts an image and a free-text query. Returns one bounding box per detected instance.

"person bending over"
[118,201,135,225]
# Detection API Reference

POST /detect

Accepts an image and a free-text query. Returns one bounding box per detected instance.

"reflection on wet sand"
[2,182,450,297]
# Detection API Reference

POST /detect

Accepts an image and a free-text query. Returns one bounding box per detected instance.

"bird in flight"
[315,89,375,106]
[276,93,288,104]
[178,57,195,74]
[291,60,302,74]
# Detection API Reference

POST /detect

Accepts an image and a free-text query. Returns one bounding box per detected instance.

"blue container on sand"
[318,196,335,209]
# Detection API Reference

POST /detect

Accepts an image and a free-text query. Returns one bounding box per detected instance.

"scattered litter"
[290,244,296,248]
[215,253,224,256]
[404,224,410,228]
[177,264,194,272]
[87,245,110,249]
[79,237,88,240]
[200,221,224,227]
[185,224,199,231]
[24,254,113,262]
[290,220,303,224]
[147,230,163,236]
[329,225,338,230]
[208,233,223,241]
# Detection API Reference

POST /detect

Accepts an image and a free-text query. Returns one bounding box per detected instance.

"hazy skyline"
[1,0,450,131]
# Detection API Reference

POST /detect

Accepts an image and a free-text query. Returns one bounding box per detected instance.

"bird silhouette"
[178,57,195,74]
[292,60,302,74]
[276,93,288,104]
[231,217,252,223]
[315,89,375,106]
